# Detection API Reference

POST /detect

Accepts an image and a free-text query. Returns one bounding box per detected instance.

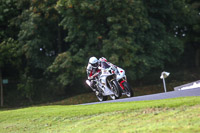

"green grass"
[0,97,200,133]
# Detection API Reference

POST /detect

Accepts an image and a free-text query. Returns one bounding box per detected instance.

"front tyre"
[123,82,134,97]
[110,94,116,100]
[95,90,108,102]
[111,80,122,98]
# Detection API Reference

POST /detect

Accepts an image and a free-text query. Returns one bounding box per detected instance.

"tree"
[0,0,20,42]
[0,38,22,106]
[51,0,194,90]
[184,0,200,67]
[18,0,62,70]
[15,0,68,100]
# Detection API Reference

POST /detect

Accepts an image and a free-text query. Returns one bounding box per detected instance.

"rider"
[86,56,117,91]
[86,56,101,91]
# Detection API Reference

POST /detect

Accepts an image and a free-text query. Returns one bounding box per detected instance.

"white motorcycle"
[86,62,122,101]
[115,66,134,97]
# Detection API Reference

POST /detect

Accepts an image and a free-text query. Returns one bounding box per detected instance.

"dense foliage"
[0,0,199,105]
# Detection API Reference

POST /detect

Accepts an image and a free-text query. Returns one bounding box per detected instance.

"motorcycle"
[86,62,122,101]
[115,66,134,97]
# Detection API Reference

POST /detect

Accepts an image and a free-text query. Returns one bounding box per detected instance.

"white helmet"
[89,56,98,68]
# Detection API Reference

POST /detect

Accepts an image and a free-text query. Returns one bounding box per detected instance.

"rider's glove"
[90,72,99,79]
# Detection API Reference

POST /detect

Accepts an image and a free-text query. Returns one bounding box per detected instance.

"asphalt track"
[81,87,200,105]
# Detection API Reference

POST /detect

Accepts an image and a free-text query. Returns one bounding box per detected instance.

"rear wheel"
[123,82,134,97]
[111,80,122,98]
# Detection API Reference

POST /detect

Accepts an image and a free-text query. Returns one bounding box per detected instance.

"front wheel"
[111,80,122,98]
[123,82,134,97]
[110,94,116,100]
[95,90,108,102]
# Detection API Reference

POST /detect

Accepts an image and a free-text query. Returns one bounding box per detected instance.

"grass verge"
[0,96,200,133]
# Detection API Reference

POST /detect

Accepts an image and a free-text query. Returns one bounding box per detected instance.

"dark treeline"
[0,0,199,106]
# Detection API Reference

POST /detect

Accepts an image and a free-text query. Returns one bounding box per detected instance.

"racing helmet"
[89,56,98,68]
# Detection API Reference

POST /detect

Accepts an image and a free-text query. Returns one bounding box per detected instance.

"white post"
[160,71,170,93]
[162,78,167,92]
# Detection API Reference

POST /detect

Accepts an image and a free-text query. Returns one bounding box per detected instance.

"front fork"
[119,77,127,90]
[119,80,125,90]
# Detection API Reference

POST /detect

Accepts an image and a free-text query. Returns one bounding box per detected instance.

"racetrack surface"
[81,87,200,105]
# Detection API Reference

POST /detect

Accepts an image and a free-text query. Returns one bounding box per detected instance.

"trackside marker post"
[160,71,170,93]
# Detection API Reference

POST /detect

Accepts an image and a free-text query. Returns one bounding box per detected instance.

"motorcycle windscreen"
[101,62,110,69]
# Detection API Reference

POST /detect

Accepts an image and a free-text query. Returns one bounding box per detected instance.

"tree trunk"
[57,18,62,53]
[0,68,3,107]
[195,49,200,67]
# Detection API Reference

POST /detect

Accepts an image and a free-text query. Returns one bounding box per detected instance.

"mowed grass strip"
[0,96,200,133]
